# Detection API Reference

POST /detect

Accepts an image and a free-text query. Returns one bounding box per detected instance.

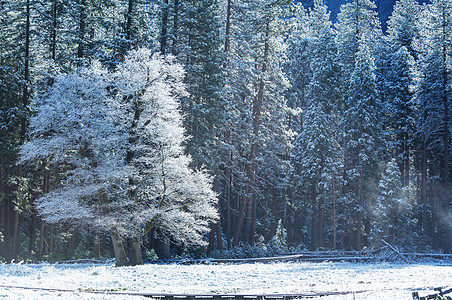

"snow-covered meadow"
[0,261,451,299]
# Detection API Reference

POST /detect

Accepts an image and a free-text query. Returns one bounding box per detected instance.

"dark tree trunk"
[93,229,101,259]
[160,0,169,54]
[51,0,57,60]
[171,0,179,56]
[207,223,215,254]
[440,14,450,252]
[332,175,336,250]
[126,0,133,42]
[310,182,318,250]
[225,159,232,249]
[128,236,143,266]
[285,195,292,246]
[224,0,231,54]
[111,230,128,266]
[215,222,223,250]
[317,193,324,248]
[77,0,86,61]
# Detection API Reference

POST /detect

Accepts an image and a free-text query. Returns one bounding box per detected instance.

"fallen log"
[381,240,409,263]
[0,284,370,299]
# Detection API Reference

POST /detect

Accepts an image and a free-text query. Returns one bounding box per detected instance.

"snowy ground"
[0,260,451,299]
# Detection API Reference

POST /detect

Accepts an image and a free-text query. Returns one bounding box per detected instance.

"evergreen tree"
[372,159,415,250]
[339,42,382,250]
[335,0,383,250]
[290,0,342,250]
[335,0,382,80]
[416,0,452,252]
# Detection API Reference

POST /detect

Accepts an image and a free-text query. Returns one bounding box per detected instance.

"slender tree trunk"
[286,194,292,246]
[171,0,179,56]
[216,222,224,250]
[160,0,169,54]
[77,0,86,61]
[38,222,46,260]
[28,208,38,254]
[207,223,215,254]
[332,175,336,250]
[0,165,4,258]
[224,0,231,54]
[441,17,450,251]
[311,182,318,250]
[355,179,362,251]
[421,100,428,241]
[51,0,57,61]
[271,187,277,238]
[12,208,19,259]
[38,165,50,260]
[225,158,232,249]
[22,0,30,133]
[93,229,101,259]
[125,0,133,42]
[318,194,324,248]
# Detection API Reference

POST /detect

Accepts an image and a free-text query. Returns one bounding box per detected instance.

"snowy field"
[0,261,451,299]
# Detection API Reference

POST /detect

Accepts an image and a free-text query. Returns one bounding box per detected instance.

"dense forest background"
[1,0,451,263]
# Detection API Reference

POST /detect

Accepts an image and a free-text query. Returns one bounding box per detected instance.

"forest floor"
[0,259,451,299]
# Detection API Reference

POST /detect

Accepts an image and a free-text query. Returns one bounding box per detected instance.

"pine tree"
[290,0,342,250]
[339,42,382,250]
[372,159,415,249]
[335,0,382,80]
[225,0,292,247]
[335,0,383,250]
[416,0,452,252]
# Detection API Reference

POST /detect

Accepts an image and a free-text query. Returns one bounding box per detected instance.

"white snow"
[0,261,451,299]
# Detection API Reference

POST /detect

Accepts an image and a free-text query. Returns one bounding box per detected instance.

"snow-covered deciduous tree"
[20,49,218,266]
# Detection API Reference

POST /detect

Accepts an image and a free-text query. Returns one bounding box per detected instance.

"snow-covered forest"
[0,0,451,265]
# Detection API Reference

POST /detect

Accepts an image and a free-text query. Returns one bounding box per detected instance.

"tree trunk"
[355,179,362,251]
[38,221,46,260]
[12,209,19,259]
[318,194,324,248]
[215,222,224,250]
[207,223,215,254]
[332,175,337,250]
[110,230,128,266]
[160,0,169,54]
[311,182,318,250]
[77,0,86,61]
[93,229,101,259]
[125,0,133,42]
[171,0,180,56]
[271,187,277,238]
[286,195,292,246]
[225,160,232,249]
[51,0,57,61]
[232,180,251,246]
[0,165,4,258]
[128,236,143,266]
[224,0,231,54]
[440,15,450,252]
